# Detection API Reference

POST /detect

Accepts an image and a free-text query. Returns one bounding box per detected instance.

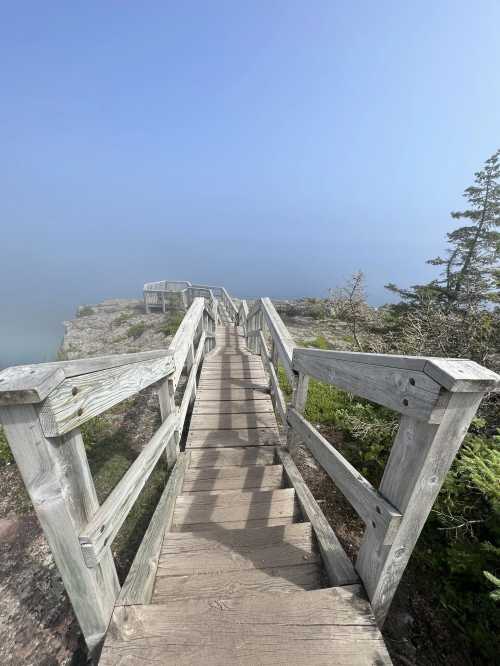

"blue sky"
[1,1,500,366]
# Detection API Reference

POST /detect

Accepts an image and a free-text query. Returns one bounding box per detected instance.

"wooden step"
[183,464,283,492]
[188,446,276,468]
[193,399,274,415]
[189,413,278,431]
[100,587,391,665]
[198,379,269,390]
[196,388,269,401]
[157,522,318,576]
[186,427,281,449]
[172,488,299,529]
[152,562,323,603]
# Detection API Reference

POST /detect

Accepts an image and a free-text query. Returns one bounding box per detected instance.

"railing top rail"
[293,347,500,394]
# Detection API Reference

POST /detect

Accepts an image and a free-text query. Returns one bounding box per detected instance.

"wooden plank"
[157,522,318,576]
[200,370,267,379]
[357,390,485,625]
[260,297,296,384]
[100,587,391,666]
[116,452,189,606]
[172,516,297,532]
[183,464,283,492]
[152,563,322,603]
[293,347,443,423]
[423,357,499,392]
[188,412,278,431]
[196,388,269,400]
[287,407,401,542]
[277,448,359,586]
[39,354,176,437]
[178,331,206,431]
[168,298,204,387]
[173,488,298,527]
[198,379,269,391]
[0,365,65,405]
[188,446,276,468]
[79,412,178,568]
[186,428,280,448]
[175,486,295,508]
[0,405,118,651]
[258,330,287,425]
[193,399,274,415]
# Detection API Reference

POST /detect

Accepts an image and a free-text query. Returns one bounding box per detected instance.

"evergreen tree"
[387,149,500,311]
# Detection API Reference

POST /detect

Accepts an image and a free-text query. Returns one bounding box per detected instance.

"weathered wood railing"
[143,279,238,323]
[0,297,216,652]
[243,297,500,624]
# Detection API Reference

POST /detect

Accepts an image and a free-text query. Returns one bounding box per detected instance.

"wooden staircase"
[99,324,392,664]
[3,289,496,664]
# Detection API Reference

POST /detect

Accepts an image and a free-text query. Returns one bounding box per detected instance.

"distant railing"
[0,298,216,652]
[242,297,499,625]
[143,280,238,324]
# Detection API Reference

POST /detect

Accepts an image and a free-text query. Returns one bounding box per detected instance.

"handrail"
[143,279,238,324]
[244,295,500,626]
[0,297,216,651]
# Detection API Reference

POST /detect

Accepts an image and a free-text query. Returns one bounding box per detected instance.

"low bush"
[158,313,184,337]
[77,305,94,317]
[126,323,146,340]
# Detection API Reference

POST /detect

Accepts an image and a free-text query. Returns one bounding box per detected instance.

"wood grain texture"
[0,365,65,405]
[173,488,298,528]
[357,391,484,625]
[79,412,178,568]
[277,448,359,586]
[193,399,274,414]
[188,446,276,468]
[0,405,117,651]
[157,522,318,576]
[117,452,189,606]
[196,388,269,400]
[100,587,391,666]
[152,563,322,603]
[186,427,281,448]
[293,347,442,423]
[287,407,401,542]
[189,412,278,431]
[39,354,175,437]
[183,464,283,492]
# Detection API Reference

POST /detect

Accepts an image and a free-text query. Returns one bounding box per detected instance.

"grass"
[297,335,333,350]
[158,312,184,337]
[80,410,167,581]
[126,322,147,340]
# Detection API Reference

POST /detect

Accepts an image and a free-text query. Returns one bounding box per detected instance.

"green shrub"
[298,335,333,350]
[114,312,132,326]
[158,313,184,337]
[126,322,146,340]
[0,426,13,466]
[77,305,94,317]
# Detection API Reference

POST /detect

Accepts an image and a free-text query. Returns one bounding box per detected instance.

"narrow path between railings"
[99,324,392,665]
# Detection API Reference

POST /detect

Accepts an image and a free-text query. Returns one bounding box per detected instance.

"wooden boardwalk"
[99,324,392,665]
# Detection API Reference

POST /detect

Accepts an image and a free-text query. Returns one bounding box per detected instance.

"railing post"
[157,376,178,466]
[287,371,309,451]
[356,389,485,625]
[0,400,120,653]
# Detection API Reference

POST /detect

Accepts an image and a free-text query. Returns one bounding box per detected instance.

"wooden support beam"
[356,390,486,625]
[116,452,190,606]
[287,407,401,540]
[38,353,175,437]
[277,448,358,586]
[79,412,178,568]
[0,404,119,651]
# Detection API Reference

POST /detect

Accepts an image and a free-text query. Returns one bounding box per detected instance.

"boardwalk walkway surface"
[99,324,392,665]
